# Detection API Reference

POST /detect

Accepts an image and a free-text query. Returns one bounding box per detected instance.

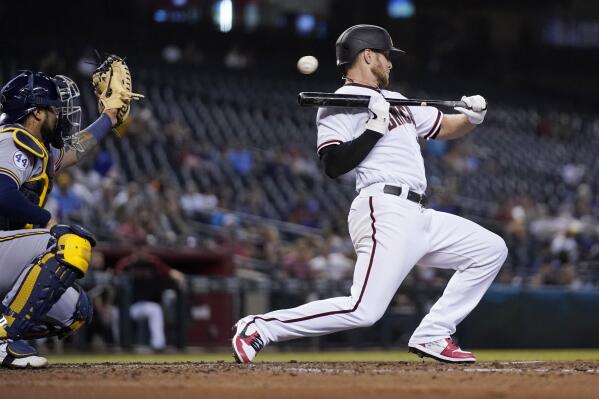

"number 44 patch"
[13,150,29,170]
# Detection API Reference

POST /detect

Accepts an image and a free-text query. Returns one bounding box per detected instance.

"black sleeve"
[0,174,52,226]
[319,130,383,178]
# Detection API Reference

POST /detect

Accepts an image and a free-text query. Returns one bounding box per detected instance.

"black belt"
[383,185,427,205]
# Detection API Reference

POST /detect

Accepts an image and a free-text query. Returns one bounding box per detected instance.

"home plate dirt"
[3,361,599,399]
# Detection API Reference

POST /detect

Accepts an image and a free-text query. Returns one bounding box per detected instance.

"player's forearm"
[74,131,99,161]
[59,131,98,170]
[320,130,383,178]
[436,114,476,140]
[58,112,117,170]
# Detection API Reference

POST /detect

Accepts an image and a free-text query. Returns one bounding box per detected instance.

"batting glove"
[365,93,390,135]
[454,95,487,125]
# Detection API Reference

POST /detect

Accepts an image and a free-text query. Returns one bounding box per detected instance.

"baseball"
[297,55,318,75]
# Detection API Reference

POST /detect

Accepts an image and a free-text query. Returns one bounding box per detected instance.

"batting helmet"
[0,71,81,148]
[335,24,404,69]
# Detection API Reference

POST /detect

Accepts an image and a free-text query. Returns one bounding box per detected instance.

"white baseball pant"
[112,301,167,350]
[249,183,508,345]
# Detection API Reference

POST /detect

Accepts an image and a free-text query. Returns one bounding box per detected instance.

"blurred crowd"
[41,102,599,353]
[47,111,334,242]
[49,109,344,247]
[27,44,597,297]
[46,103,599,293]
[9,50,591,354]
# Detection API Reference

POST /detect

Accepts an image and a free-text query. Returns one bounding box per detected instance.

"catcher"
[0,55,142,368]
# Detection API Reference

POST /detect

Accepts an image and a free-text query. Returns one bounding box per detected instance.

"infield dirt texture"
[4,360,599,399]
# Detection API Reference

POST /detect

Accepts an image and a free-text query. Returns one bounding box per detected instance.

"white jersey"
[316,83,443,194]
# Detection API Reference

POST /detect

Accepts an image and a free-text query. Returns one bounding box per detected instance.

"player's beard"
[372,63,390,88]
[40,115,58,144]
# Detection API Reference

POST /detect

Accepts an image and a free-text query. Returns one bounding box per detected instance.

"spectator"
[227,144,253,176]
[180,182,218,220]
[504,205,535,274]
[288,196,321,228]
[116,214,148,244]
[51,172,83,221]
[282,238,314,280]
[309,238,353,280]
[551,223,580,263]
[93,150,114,177]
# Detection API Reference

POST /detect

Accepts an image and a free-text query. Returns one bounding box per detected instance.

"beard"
[372,64,390,88]
[40,117,58,144]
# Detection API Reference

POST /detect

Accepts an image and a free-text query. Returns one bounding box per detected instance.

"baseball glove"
[92,54,144,128]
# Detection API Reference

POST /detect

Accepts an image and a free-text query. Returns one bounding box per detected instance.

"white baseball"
[297,55,318,75]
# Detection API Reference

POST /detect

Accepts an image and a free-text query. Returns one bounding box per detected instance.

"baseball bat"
[298,92,479,110]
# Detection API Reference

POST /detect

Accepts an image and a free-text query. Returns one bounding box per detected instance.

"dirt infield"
[3,361,599,399]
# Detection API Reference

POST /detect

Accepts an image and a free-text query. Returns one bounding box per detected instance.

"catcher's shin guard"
[0,225,95,340]
[58,285,94,339]
[11,284,94,340]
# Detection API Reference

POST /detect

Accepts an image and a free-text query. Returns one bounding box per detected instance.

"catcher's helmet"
[335,24,404,69]
[0,71,62,124]
[0,71,81,148]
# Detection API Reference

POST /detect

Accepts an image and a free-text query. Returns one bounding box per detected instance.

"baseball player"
[0,57,141,368]
[233,24,507,364]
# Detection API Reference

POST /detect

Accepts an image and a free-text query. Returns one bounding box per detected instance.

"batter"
[233,24,507,364]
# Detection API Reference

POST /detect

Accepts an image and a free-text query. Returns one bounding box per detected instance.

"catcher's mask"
[53,75,82,149]
[0,71,81,149]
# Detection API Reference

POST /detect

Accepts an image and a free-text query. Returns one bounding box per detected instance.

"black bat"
[298,92,483,110]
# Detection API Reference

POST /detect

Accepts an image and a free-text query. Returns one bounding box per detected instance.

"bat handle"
[452,100,468,108]
[450,100,488,111]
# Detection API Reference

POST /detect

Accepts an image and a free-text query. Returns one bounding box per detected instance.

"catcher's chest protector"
[0,126,54,230]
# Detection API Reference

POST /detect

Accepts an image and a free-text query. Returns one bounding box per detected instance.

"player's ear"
[31,108,45,121]
[362,49,373,65]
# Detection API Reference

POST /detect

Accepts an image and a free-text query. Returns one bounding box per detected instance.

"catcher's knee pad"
[3,285,93,340]
[50,224,96,274]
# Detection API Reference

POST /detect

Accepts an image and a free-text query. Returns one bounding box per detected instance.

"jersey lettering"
[388,106,414,131]
[317,85,443,193]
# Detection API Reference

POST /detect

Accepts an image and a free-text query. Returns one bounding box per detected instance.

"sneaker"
[232,318,265,364]
[0,340,48,368]
[408,337,476,363]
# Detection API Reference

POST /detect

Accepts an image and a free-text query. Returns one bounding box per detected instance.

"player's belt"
[383,185,427,205]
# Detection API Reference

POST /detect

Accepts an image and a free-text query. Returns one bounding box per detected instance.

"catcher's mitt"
[92,54,143,128]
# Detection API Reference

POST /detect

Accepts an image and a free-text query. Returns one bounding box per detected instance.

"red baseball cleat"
[408,338,476,363]
[232,318,265,364]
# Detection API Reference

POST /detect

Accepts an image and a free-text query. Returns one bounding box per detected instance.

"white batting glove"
[365,93,390,135]
[454,95,487,125]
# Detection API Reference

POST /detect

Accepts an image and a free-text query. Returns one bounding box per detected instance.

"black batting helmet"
[335,24,404,69]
